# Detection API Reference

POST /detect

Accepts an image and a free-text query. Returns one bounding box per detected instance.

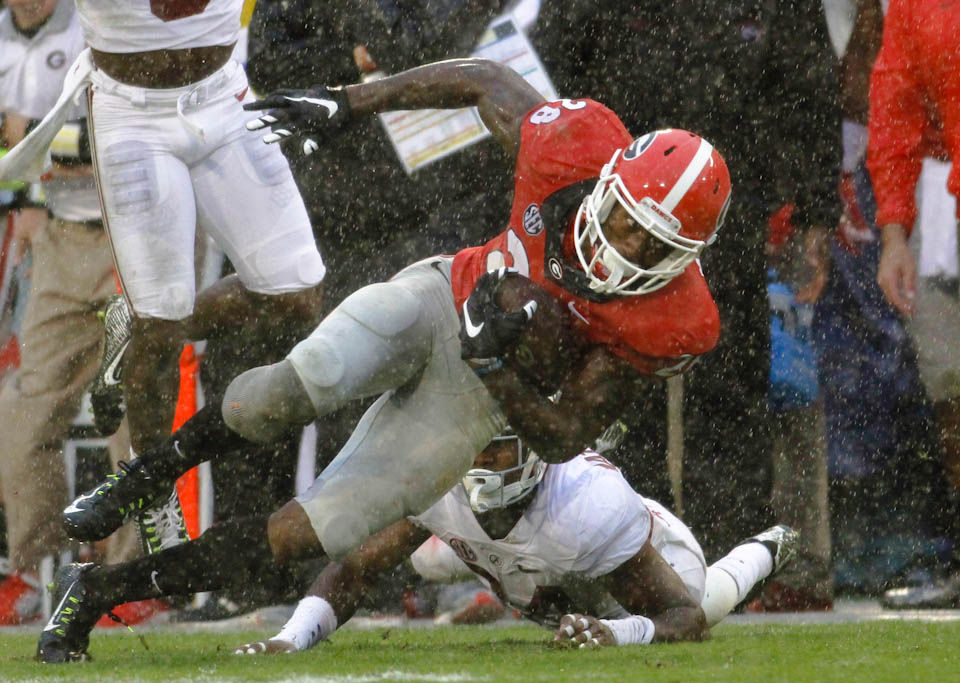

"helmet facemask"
[462,433,546,514]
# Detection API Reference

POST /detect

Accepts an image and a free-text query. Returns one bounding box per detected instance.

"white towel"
[0,48,94,183]
[916,157,959,278]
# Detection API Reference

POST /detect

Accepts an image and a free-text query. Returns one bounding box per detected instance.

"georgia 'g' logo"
[548,258,564,280]
[522,203,543,235]
[622,132,659,161]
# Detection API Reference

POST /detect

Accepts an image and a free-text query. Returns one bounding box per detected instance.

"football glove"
[459,268,538,361]
[243,85,351,156]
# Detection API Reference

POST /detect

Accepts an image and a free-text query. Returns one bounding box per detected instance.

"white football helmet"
[462,430,546,513]
[573,129,732,296]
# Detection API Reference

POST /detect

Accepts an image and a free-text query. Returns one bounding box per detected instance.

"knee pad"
[222,359,315,443]
[287,282,429,415]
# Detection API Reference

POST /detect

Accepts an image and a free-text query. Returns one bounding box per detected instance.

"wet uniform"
[412,452,706,628]
[78,0,324,319]
[287,100,719,560]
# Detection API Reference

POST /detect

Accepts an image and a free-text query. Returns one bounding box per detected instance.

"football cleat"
[733,525,799,609]
[90,294,132,436]
[740,524,800,576]
[136,489,190,555]
[63,459,163,542]
[36,563,101,663]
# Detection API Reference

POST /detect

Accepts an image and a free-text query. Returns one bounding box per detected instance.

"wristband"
[599,615,655,645]
[274,595,338,651]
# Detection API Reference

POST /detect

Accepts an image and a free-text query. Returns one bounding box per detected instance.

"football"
[494,273,586,394]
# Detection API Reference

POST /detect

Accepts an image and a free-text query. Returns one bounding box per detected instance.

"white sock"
[274,596,338,651]
[700,542,774,626]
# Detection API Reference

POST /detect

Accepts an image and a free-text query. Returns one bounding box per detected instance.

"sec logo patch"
[522,203,543,236]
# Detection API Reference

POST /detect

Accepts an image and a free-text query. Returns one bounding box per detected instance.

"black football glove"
[459,268,538,361]
[243,85,351,156]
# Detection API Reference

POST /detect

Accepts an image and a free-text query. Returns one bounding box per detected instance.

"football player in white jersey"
[74,0,325,458]
[235,429,798,653]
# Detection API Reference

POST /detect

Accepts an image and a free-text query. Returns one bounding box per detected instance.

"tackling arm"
[555,540,708,647]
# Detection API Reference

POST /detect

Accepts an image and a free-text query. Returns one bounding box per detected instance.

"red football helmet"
[573,129,732,295]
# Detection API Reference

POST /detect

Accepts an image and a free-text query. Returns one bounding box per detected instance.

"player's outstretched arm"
[234,519,429,655]
[554,541,708,648]
[246,58,544,158]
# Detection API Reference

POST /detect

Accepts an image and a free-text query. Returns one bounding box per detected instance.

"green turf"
[2,621,958,682]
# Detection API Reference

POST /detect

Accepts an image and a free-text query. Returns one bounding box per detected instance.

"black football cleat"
[36,563,102,663]
[63,459,163,542]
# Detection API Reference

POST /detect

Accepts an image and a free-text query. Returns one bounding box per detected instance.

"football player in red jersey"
[40,58,730,663]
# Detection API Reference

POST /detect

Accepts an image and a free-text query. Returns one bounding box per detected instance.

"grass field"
[2,620,958,682]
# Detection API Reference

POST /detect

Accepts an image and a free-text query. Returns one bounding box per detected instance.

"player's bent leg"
[63,405,256,542]
[267,500,325,564]
[285,279,435,418]
[222,359,317,444]
[297,376,503,561]
[185,274,325,349]
[39,515,309,662]
[700,525,799,626]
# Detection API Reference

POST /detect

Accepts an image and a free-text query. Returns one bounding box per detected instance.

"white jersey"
[413,453,656,627]
[77,0,241,53]
[0,0,99,222]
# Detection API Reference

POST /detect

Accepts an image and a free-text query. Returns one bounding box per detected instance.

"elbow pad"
[50,120,92,165]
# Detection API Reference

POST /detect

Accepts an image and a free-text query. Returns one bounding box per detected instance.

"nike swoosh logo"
[43,586,77,631]
[63,491,97,515]
[102,339,130,386]
[150,570,161,593]
[234,87,248,102]
[567,301,589,325]
[462,300,484,338]
[283,95,338,118]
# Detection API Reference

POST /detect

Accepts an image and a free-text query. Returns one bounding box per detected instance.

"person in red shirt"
[39,58,730,663]
[867,0,960,610]
[868,0,960,316]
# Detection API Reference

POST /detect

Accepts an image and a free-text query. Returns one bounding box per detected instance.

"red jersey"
[867,0,960,233]
[450,99,720,375]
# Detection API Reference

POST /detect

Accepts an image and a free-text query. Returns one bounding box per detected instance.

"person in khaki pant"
[0,0,137,625]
